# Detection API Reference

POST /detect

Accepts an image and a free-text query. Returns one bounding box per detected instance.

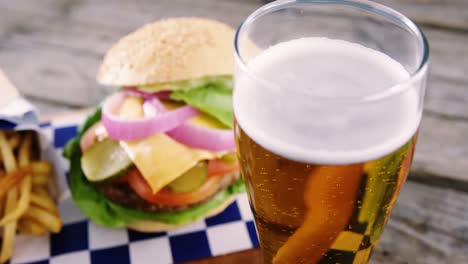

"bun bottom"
[127,196,237,232]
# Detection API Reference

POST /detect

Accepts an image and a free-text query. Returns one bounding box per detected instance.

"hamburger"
[63,18,244,232]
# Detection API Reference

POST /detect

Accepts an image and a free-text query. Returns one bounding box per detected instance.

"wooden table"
[0,0,467,263]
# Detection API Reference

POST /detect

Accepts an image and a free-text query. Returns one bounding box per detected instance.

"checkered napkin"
[10,113,259,264]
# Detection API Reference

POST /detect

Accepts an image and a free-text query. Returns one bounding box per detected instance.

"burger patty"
[97,172,240,213]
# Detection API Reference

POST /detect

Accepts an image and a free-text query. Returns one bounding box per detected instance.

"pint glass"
[233,0,429,263]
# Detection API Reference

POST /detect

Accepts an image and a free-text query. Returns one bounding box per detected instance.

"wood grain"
[379,0,468,31]
[414,116,468,189]
[374,181,468,263]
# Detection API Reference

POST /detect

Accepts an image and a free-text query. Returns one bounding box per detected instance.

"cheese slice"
[121,134,221,193]
[116,96,226,194]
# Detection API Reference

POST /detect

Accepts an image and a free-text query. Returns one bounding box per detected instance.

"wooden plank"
[26,96,78,117]
[0,0,258,107]
[0,37,107,107]
[0,0,257,31]
[379,0,468,30]
[1,0,467,30]
[425,77,468,122]
[187,181,468,263]
[424,29,468,87]
[413,29,468,125]
[374,181,468,263]
[413,115,468,188]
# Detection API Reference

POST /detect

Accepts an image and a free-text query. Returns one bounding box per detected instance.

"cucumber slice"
[81,138,133,182]
[168,162,207,193]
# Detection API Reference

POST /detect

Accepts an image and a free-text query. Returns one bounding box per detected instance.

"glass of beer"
[233,0,429,263]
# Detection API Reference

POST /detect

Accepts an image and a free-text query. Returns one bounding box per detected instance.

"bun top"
[97,17,235,86]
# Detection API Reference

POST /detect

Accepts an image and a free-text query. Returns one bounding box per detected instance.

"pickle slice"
[81,138,133,182]
[168,162,207,193]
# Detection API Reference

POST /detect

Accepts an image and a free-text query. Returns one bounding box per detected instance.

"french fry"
[0,131,18,263]
[31,161,53,186]
[0,131,62,263]
[17,221,29,235]
[7,134,20,150]
[30,161,52,176]
[0,131,17,172]
[0,170,4,215]
[30,193,57,213]
[0,168,30,200]
[1,223,16,262]
[32,186,49,197]
[0,134,32,226]
[32,173,50,185]
[0,175,31,226]
[18,218,47,236]
[18,133,32,167]
[24,205,62,233]
[1,191,18,263]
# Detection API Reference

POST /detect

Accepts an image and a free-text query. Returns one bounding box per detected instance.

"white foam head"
[234,37,421,164]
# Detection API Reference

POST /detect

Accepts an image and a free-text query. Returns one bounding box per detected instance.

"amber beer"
[233,37,424,263]
[236,125,416,263]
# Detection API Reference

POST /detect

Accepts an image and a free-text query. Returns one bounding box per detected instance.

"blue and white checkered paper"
[10,113,259,264]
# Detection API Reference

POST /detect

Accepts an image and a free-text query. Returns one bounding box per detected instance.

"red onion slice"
[124,87,171,100]
[167,124,235,151]
[102,92,199,141]
[151,101,235,151]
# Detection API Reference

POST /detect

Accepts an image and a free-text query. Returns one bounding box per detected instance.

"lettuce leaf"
[63,109,244,227]
[170,86,233,128]
[134,75,234,128]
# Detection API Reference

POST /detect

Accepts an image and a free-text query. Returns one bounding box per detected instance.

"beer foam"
[234,38,421,164]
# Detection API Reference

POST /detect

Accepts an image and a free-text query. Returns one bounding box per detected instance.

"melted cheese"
[115,96,225,193]
[121,134,221,193]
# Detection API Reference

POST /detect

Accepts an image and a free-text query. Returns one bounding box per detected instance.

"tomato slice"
[125,159,239,207]
[207,159,239,177]
[80,122,100,153]
[127,169,223,206]
[80,122,108,153]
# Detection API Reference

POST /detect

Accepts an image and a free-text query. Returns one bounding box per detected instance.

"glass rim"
[233,0,430,102]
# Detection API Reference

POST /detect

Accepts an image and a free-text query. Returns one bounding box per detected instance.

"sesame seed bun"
[97,17,235,86]
[127,197,236,232]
